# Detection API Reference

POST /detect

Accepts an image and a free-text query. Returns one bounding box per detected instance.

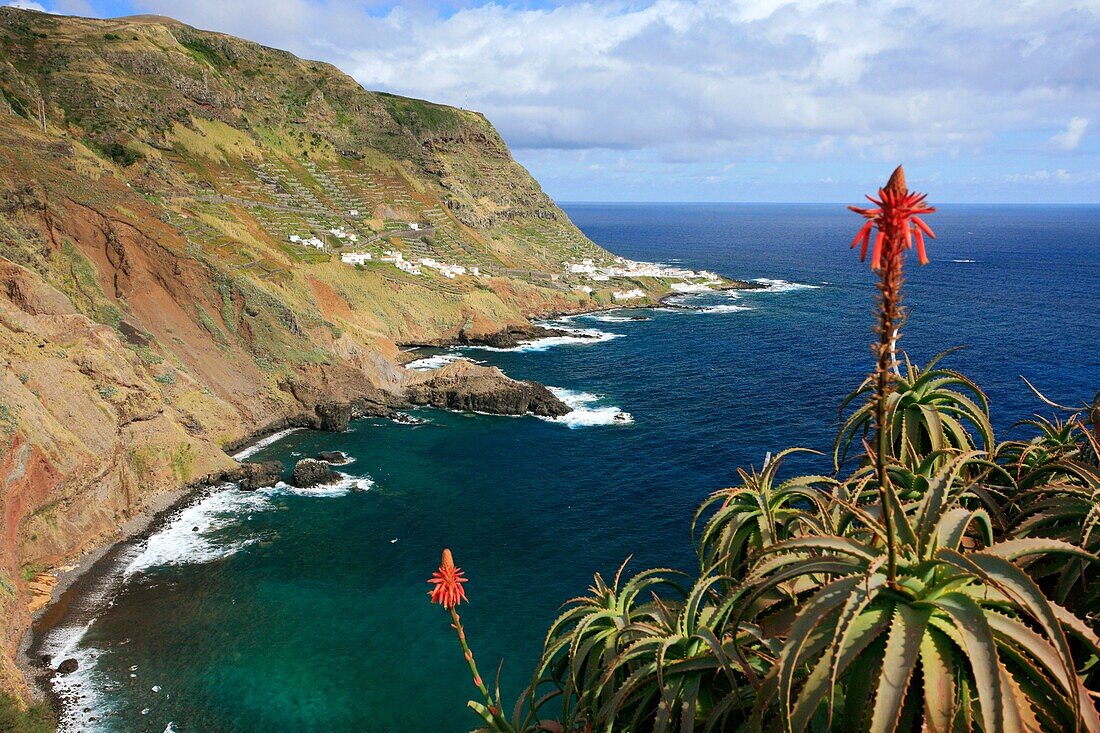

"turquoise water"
[47,204,1100,732]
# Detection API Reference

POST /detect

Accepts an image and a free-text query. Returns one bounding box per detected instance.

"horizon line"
[557,200,1100,206]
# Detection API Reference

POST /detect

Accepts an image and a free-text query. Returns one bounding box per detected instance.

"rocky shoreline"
[15,354,573,706]
[15,280,761,714]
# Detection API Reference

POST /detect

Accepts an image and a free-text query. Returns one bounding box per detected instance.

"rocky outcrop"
[315,402,353,432]
[456,324,583,350]
[291,459,339,488]
[318,451,348,464]
[237,461,283,491]
[403,360,569,417]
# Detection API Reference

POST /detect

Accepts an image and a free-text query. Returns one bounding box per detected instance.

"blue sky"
[9,0,1100,203]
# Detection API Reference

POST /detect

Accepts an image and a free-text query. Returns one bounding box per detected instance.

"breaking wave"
[750,278,822,292]
[542,387,633,428]
[468,325,622,353]
[232,428,302,460]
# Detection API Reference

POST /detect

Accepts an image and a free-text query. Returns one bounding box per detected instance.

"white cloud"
[124,1,1099,161]
[4,0,50,11]
[88,0,1100,198]
[1050,117,1089,150]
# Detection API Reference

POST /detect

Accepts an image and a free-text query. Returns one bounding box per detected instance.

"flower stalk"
[850,165,936,583]
[428,549,514,732]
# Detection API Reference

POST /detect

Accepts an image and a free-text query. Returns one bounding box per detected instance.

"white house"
[348,209,359,216]
[408,222,421,231]
[470,266,480,277]
[302,237,325,249]
[396,260,421,275]
[289,234,302,243]
[591,273,610,282]
[341,252,372,265]
[613,288,646,301]
[380,250,404,263]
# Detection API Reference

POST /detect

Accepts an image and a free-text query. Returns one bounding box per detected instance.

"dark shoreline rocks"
[318,450,349,464]
[456,324,582,349]
[291,459,340,488]
[404,360,569,417]
[237,461,283,491]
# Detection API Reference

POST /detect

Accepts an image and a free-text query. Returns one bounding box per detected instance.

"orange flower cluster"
[428,548,469,609]
[849,166,936,269]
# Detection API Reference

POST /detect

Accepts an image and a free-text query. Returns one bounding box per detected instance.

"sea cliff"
[0,7,716,703]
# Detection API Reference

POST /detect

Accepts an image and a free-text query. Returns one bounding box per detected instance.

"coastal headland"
[0,6,758,707]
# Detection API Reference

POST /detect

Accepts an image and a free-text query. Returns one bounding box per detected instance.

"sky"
[7,0,1100,203]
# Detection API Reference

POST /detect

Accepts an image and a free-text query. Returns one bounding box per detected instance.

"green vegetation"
[178,37,229,69]
[55,242,123,329]
[154,371,177,385]
[195,303,228,345]
[89,140,144,168]
[0,403,17,435]
[169,443,196,483]
[0,693,56,733]
[19,563,44,583]
[435,170,1100,733]
[380,93,466,136]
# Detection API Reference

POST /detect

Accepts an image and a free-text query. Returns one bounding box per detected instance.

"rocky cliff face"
[0,7,614,700]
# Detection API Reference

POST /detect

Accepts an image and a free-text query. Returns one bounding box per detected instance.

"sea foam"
[468,325,621,353]
[404,353,482,371]
[124,478,370,577]
[232,428,303,460]
[750,278,821,292]
[542,387,633,428]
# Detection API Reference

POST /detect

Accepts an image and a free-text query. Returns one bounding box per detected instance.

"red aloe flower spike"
[848,165,938,585]
[428,548,468,609]
[849,167,936,271]
[427,549,515,731]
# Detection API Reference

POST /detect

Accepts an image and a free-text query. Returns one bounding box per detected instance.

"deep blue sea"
[45,204,1100,732]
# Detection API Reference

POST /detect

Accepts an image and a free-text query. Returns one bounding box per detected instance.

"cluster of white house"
[566,257,720,284]
[288,227,358,249]
[338,249,480,278]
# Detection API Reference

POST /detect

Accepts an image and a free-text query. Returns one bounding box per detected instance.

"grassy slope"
[0,7,681,706]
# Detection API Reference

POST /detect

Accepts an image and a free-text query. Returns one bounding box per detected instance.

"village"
[286,217,722,297]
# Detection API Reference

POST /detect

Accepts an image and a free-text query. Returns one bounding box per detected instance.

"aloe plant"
[740,454,1100,733]
[519,564,769,733]
[433,168,1100,733]
[694,448,838,577]
[835,350,994,473]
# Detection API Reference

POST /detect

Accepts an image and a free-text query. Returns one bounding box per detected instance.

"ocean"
[40,204,1100,732]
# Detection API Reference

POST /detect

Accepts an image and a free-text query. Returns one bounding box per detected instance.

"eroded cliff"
[0,7,653,700]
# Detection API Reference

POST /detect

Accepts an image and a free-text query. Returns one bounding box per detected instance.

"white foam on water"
[541,387,633,428]
[951,259,977,263]
[273,473,374,498]
[751,278,822,292]
[404,353,480,371]
[467,325,621,353]
[232,428,302,460]
[48,621,114,733]
[698,303,753,314]
[47,470,373,729]
[586,314,642,323]
[123,477,372,578]
[123,486,270,577]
